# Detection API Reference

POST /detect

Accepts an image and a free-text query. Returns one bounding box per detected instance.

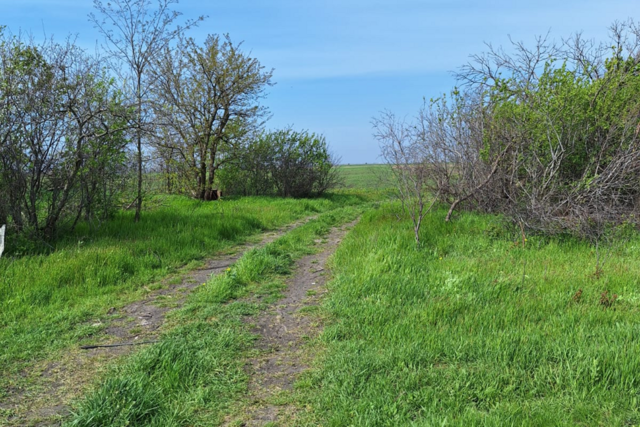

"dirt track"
[233,219,358,426]
[0,217,317,427]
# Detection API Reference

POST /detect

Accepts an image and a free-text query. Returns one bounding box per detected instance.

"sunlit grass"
[301,203,640,426]
[337,164,392,190]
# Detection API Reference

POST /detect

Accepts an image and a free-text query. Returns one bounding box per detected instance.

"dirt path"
[0,216,317,427]
[226,219,358,426]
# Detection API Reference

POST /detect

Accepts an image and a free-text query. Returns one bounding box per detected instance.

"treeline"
[377,20,640,246]
[0,0,338,248]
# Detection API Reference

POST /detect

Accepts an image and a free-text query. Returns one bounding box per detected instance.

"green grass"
[65,205,364,426]
[12,165,640,426]
[0,193,365,398]
[297,203,640,426]
[337,164,392,190]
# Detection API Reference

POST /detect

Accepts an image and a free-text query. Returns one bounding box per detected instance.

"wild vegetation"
[3,2,640,426]
[0,0,340,249]
[218,128,342,198]
[377,21,640,248]
[0,32,130,242]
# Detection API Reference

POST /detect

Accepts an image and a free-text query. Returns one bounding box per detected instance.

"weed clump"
[572,288,583,303]
[599,291,618,309]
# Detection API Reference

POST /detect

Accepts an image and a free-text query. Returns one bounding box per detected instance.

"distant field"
[337,164,392,190]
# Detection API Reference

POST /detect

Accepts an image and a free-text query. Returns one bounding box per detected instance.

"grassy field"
[5,167,640,426]
[337,164,392,190]
[0,194,365,399]
[296,203,640,426]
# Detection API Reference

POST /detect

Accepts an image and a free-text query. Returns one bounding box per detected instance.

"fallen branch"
[80,340,157,350]
[123,196,138,211]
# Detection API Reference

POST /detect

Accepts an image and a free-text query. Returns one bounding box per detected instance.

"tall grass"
[66,206,364,426]
[0,194,364,397]
[302,203,640,426]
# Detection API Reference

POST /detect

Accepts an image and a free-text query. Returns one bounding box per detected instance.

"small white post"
[0,225,5,259]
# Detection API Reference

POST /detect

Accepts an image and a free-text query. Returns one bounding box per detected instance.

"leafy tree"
[150,34,273,200]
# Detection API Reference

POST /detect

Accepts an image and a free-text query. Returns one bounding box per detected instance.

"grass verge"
[297,203,640,426]
[65,205,364,426]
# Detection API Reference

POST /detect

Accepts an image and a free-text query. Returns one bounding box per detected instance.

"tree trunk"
[134,76,143,223]
[198,157,207,200]
[206,141,217,200]
[445,143,512,222]
[0,224,5,259]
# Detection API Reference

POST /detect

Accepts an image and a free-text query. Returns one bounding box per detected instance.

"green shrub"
[219,129,341,197]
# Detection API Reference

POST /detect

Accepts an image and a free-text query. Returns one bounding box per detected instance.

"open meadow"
[298,204,640,426]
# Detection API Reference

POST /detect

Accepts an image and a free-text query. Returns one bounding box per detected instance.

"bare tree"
[89,0,204,220]
[415,92,512,222]
[374,89,511,247]
[373,110,435,247]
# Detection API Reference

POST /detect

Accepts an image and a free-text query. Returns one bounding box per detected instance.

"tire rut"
[227,219,358,427]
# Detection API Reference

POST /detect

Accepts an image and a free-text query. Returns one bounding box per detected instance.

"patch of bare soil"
[0,217,316,427]
[230,219,358,427]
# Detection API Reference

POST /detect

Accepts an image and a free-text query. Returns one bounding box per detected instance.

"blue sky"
[1,0,639,163]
